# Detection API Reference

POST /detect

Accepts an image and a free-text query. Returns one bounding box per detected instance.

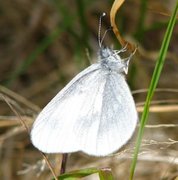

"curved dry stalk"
[110,0,136,51]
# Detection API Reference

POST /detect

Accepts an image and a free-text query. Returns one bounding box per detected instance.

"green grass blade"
[55,167,99,180]
[53,167,114,180]
[129,2,178,180]
[98,168,114,180]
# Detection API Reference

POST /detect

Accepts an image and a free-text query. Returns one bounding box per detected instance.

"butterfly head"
[99,47,130,74]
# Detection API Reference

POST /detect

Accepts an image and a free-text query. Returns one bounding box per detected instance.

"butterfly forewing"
[31,63,105,153]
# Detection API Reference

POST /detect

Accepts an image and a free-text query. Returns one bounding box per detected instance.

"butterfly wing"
[31,63,104,153]
[91,72,138,156]
[31,64,137,156]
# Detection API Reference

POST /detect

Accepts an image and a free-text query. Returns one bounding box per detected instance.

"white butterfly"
[30,46,138,156]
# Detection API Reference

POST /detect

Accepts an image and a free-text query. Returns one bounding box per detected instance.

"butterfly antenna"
[100,26,112,47]
[98,12,106,48]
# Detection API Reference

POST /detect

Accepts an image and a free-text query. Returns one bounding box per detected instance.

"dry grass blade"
[1,94,30,132]
[0,116,32,127]
[137,104,178,113]
[0,85,40,113]
[1,94,58,180]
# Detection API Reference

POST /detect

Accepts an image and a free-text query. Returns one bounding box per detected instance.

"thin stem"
[60,153,68,174]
